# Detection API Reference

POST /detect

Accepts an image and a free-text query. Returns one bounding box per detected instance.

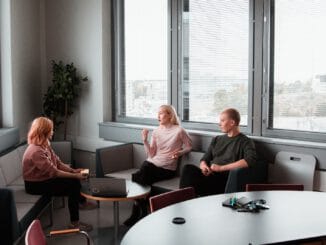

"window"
[114,0,251,128]
[269,0,326,134]
[115,0,168,120]
[112,0,326,141]
[182,0,250,126]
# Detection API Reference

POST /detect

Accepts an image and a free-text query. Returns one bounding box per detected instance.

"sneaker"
[79,201,98,210]
[69,221,93,232]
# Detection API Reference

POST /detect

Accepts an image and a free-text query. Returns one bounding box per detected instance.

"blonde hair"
[160,105,180,125]
[27,117,53,146]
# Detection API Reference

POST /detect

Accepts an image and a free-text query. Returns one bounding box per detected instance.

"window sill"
[99,122,326,150]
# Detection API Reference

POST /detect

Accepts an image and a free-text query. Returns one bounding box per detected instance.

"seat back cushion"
[0,168,6,187]
[51,141,72,164]
[178,151,203,175]
[132,144,147,168]
[0,149,22,185]
[97,144,134,175]
[269,151,316,191]
[16,144,28,162]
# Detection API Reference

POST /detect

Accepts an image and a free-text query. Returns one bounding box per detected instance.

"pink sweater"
[22,144,75,182]
[144,125,192,170]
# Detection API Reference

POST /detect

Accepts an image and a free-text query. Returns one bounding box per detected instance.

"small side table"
[81,179,150,245]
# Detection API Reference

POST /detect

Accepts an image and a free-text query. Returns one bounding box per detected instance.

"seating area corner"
[95,142,269,194]
[0,141,73,244]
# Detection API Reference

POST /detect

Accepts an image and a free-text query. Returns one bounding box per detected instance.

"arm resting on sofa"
[0,188,20,245]
[51,141,73,166]
[96,143,134,177]
[224,159,268,193]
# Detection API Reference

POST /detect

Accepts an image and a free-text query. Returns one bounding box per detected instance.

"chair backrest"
[246,183,304,192]
[51,141,72,165]
[25,219,46,245]
[268,151,316,190]
[149,187,196,213]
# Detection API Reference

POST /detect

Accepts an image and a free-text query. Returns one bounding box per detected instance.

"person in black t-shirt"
[179,108,257,196]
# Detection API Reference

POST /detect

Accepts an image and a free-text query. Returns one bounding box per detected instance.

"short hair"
[28,117,53,146]
[159,105,180,125]
[222,108,241,126]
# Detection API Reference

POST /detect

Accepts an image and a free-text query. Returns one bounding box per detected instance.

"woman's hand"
[75,172,88,180]
[200,161,212,176]
[171,150,181,159]
[73,168,83,173]
[142,129,149,142]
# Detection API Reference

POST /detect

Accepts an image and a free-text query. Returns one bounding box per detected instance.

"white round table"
[121,191,326,245]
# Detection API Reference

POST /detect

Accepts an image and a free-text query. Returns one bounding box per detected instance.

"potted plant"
[43,60,88,140]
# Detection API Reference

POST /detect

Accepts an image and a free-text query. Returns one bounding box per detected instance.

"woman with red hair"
[23,117,92,231]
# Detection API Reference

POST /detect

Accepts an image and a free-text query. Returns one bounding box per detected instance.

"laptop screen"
[89,178,127,197]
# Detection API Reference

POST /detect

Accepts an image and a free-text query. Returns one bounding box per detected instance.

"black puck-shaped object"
[172,217,186,224]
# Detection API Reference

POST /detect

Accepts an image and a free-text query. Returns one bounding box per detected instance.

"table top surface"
[80,179,151,201]
[121,191,326,245]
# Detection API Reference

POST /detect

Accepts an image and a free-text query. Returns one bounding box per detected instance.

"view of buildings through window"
[273,0,326,132]
[122,0,249,124]
[123,0,168,118]
[119,0,326,136]
[182,0,249,125]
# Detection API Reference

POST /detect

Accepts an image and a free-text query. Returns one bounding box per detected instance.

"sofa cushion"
[0,149,22,185]
[51,141,72,164]
[153,177,180,191]
[16,144,28,161]
[105,168,138,180]
[10,176,24,186]
[15,203,35,221]
[132,144,146,168]
[96,143,268,195]
[97,144,134,175]
[9,185,43,203]
[0,168,6,187]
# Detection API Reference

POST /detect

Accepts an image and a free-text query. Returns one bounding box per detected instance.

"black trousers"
[132,161,176,186]
[179,164,229,196]
[25,178,81,222]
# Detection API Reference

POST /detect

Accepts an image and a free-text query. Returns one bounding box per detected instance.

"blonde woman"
[125,105,192,226]
[22,117,92,231]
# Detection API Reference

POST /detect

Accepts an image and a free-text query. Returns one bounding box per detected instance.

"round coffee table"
[81,179,150,244]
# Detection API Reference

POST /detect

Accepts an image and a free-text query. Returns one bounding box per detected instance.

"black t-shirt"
[200,133,257,168]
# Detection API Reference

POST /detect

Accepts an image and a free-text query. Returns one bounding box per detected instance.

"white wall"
[1,0,42,139]
[1,0,112,147]
[44,0,111,148]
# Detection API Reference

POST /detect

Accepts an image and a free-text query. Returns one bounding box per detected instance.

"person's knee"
[132,171,150,185]
[68,178,81,189]
[64,179,81,196]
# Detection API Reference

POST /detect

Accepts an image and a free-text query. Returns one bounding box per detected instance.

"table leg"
[113,201,119,244]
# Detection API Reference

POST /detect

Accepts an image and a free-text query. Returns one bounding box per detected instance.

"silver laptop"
[89,178,127,197]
